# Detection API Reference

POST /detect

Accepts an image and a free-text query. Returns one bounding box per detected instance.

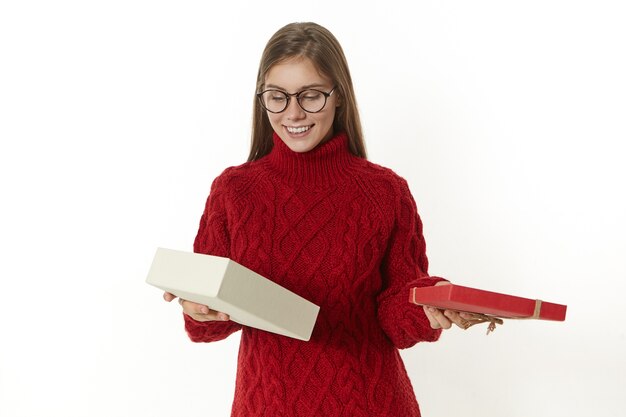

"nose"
[285,97,306,120]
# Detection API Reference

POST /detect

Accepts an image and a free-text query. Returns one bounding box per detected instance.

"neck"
[263,131,359,188]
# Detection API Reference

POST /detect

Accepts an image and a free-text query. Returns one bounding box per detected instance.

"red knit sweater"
[185,132,444,416]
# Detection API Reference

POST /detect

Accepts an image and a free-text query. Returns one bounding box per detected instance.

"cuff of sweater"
[412,275,448,288]
[183,313,240,342]
[404,276,448,344]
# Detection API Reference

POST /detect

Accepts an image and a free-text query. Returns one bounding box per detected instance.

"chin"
[278,125,333,153]
[282,139,317,153]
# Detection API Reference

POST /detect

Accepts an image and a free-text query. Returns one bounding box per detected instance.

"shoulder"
[210,160,263,195]
[214,159,258,179]
[351,158,413,199]
[349,159,418,230]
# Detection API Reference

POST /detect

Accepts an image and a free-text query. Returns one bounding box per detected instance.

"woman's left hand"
[423,281,481,330]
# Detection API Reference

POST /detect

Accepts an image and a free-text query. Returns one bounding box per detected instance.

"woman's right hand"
[163,292,230,322]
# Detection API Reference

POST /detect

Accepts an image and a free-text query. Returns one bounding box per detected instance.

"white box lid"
[146,248,320,341]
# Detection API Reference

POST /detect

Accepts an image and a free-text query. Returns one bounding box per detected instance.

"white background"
[1,1,625,416]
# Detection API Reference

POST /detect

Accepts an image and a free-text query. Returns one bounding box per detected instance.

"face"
[263,57,339,153]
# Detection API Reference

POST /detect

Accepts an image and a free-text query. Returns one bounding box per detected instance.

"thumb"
[163,292,177,302]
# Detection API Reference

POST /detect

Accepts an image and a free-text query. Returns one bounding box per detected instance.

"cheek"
[319,109,336,128]
[266,113,282,128]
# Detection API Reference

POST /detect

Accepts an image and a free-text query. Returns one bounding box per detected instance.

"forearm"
[378,276,447,348]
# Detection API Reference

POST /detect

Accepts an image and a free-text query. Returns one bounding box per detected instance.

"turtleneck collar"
[263,131,360,188]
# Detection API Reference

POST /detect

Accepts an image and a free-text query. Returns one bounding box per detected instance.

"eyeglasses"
[256,86,336,113]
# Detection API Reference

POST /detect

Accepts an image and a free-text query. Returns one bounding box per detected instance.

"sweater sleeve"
[184,171,242,342]
[376,178,446,349]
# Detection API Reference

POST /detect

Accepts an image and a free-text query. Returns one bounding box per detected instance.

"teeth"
[287,126,310,134]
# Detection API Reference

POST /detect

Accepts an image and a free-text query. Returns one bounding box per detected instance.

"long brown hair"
[248,22,366,161]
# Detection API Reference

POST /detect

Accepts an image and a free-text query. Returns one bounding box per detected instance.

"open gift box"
[146,248,320,341]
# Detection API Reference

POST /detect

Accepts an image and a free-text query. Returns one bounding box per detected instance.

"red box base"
[410,284,566,321]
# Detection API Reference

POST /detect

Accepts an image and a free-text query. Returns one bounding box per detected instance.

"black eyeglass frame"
[256,86,337,114]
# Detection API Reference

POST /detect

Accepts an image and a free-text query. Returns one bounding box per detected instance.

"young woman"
[164,22,476,417]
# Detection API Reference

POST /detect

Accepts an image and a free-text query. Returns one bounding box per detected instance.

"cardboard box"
[409,284,566,321]
[146,248,320,341]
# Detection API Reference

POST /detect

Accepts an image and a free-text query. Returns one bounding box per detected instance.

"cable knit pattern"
[185,132,445,416]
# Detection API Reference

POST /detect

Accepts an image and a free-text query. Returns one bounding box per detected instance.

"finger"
[180,299,209,315]
[187,310,231,322]
[163,292,176,302]
[425,306,453,329]
[423,306,440,329]
[460,311,484,321]
[444,310,471,329]
[180,299,230,322]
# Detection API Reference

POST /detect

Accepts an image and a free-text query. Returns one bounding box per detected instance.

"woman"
[164,22,474,417]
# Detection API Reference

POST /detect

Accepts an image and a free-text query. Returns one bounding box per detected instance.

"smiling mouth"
[286,125,312,134]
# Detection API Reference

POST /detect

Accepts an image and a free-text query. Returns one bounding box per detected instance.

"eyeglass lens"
[260,90,328,113]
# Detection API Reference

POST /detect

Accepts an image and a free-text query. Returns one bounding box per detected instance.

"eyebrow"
[264,83,329,91]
